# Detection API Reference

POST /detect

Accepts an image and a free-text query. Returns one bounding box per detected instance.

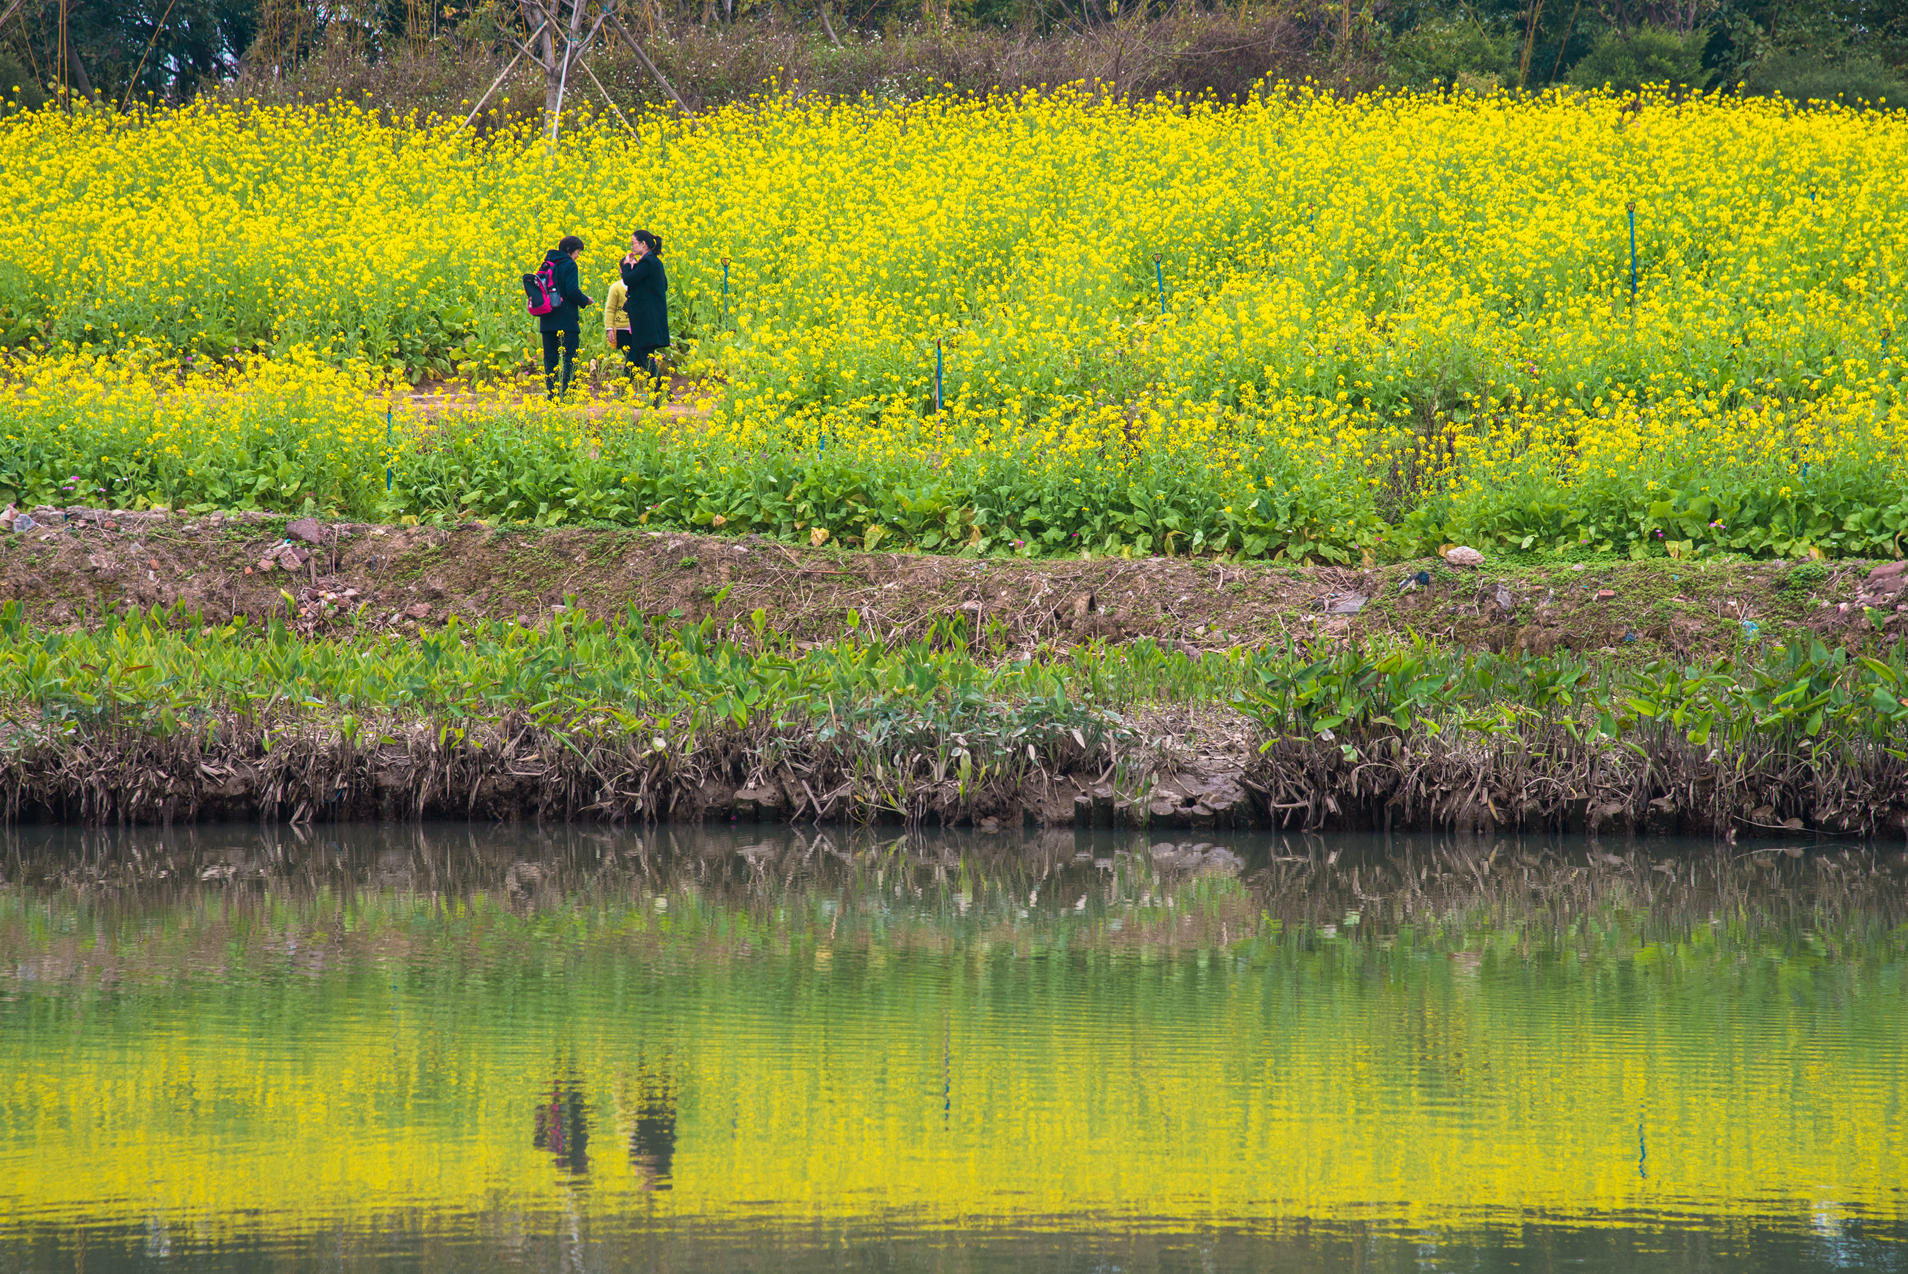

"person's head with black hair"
[557,234,586,258]
[631,230,663,258]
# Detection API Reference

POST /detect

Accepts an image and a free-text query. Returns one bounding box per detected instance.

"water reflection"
[1,823,1904,1274]
[7,820,1902,925]
[534,1072,591,1177]
[625,1060,678,1190]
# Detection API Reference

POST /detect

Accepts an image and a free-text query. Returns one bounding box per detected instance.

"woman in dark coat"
[538,235,593,399]
[619,230,670,399]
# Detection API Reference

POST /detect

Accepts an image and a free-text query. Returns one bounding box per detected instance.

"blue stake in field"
[1627,200,1638,325]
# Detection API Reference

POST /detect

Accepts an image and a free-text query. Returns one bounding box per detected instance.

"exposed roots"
[0,712,1108,829]
[5,712,1907,841]
[1245,726,1908,840]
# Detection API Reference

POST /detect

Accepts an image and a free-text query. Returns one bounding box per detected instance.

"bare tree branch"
[572,47,641,137]
[461,19,550,128]
[607,9,695,115]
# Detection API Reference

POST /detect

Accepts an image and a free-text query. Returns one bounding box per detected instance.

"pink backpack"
[521,260,561,316]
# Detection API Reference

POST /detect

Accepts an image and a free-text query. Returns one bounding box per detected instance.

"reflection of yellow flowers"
[0,89,1900,544]
[3,883,1905,1237]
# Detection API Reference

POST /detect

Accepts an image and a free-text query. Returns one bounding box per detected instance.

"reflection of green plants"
[5,829,1904,1245]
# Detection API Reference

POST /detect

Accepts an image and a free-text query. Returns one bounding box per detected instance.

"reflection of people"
[533,1081,590,1176]
[628,1066,678,1191]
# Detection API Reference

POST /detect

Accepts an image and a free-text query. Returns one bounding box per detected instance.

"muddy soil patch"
[1,507,1903,659]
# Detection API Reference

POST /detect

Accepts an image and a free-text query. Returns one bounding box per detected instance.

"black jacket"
[537,249,592,333]
[621,253,670,349]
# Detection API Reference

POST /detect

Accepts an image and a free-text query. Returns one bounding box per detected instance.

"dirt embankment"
[3,505,1905,659]
[4,508,1908,837]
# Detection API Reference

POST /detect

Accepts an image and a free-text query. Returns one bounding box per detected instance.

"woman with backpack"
[535,235,592,399]
[618,230,670,403]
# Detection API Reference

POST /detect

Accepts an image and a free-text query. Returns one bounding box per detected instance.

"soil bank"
[4,504,1903,658]
[3,507,1907,840]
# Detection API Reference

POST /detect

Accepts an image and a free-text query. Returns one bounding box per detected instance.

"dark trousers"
[541,327,579,398]
[615,330,663,382]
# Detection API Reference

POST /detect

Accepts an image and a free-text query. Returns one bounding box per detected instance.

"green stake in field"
[1154,253,1166,315]
[721,256,730,330]
[934,340,944,413]
[1627,201,1638,324]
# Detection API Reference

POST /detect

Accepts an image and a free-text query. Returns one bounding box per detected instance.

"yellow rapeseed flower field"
[0,87,1902,560]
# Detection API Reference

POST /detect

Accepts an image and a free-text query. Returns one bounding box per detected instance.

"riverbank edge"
[6,512,1908,835]
[8,710,1906,840]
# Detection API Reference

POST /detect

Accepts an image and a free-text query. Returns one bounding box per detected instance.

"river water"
[2,824,1904,1272]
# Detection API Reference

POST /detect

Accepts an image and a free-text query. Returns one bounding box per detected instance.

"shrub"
[0,54,48,115]
[1737,50,1907,106]
[1382,20,1516,88]
[1568,24,1712,91]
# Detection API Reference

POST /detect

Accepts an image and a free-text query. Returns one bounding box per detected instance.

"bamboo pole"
[1516,0,1544,88]
[120,0,181,113]
[572,51,639,139]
